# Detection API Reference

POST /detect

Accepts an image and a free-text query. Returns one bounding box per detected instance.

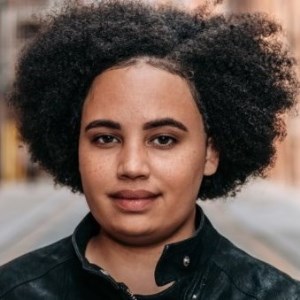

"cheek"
[154,148,206,191]
[78,145,109,187]
[79,145,93,177]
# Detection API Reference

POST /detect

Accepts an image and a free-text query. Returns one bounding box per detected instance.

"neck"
[86,232,172,295]
[85,209,197,295]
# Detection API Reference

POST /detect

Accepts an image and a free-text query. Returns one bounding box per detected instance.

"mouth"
[109,190,159,199]
[108,190,160,212]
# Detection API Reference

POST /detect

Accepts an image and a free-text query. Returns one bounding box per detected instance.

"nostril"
[117,167,150,180]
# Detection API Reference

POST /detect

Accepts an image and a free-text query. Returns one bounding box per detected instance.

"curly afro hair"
[8,0,299,199]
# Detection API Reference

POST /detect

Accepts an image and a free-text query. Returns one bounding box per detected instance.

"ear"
[203,138,219,176]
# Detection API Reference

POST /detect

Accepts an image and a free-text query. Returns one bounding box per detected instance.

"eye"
[93,134,120,145]
[150,135,177,148]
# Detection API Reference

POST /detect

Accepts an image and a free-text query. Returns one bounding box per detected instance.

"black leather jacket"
[1,206,299,299]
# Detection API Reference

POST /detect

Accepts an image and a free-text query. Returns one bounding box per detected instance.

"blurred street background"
[0,0,300,281]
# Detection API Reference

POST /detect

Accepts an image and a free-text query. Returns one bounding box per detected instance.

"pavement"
[0,178,300,280]
[201,180,300,280]
[0,180,89,265]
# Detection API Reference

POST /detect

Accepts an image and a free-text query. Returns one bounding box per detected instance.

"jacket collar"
[72,205,221,285]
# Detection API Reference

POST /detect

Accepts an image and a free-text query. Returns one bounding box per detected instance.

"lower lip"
[112,197,158,212]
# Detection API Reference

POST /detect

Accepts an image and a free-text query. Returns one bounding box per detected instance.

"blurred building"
[0,0,299,187]
[0,0,52,181]
[224,0,300,186]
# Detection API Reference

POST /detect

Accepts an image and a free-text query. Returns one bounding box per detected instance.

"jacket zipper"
[84,266,137,299]
[118,283,138,300]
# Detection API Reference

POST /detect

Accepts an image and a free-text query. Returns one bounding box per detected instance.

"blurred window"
[17,22,39,40]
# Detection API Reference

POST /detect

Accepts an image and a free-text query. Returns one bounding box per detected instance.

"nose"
[117,141,150,180]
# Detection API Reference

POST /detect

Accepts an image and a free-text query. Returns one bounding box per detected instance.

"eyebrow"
[85,117,188,132]
[143,118,188,132]
[85,120,121,132]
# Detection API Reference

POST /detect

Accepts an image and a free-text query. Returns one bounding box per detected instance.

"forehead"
[82,62,203,127]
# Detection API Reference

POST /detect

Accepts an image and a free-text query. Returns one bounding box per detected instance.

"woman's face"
[79,62,219,246]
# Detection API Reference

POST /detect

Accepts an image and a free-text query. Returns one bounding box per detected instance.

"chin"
[109,224,161,245]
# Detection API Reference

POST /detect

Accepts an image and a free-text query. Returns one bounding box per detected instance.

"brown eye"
[94,135,119,144]
[151,135,177,148]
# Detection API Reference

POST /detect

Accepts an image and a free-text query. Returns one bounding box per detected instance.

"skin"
[79,61,219,294]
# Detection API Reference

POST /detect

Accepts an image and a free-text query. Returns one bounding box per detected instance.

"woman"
[0,0,299,299]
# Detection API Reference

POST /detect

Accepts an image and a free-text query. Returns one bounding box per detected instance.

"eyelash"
[92,134,178,149]
[92,135,120,145]
[149,135,178,148]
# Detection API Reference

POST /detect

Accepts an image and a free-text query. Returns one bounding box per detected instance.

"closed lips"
[109,190,160,199]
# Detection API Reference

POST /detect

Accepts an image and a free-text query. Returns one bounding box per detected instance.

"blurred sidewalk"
[201,180,300,280]
[0,180,89,265]
[0,179,300,280]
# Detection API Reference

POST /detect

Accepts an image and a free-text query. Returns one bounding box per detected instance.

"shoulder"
[211,236,300,299]
[0,236,76,299]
